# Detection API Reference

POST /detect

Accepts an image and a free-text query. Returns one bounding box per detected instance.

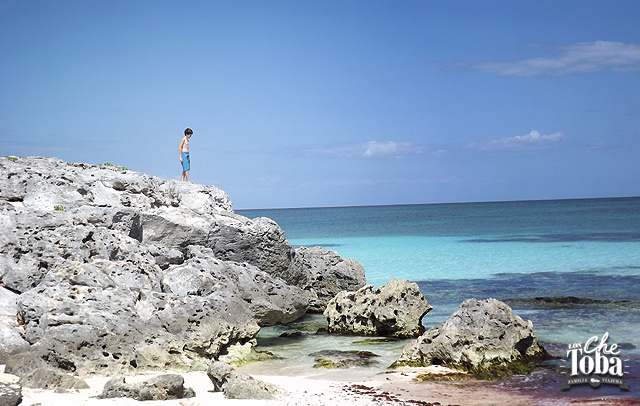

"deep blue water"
[238,197,640,400]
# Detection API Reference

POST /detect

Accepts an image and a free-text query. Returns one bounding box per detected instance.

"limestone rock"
[0,157,290,376]
[2,207,263,376]
[6,352,89,389]
[0,156,232,213]
[18,367,89,390]
[324,278,432,338]
[0,156,294,277]
[161,246,308,326]
[206,361,287,400]
[207,361,235,391]
[17,284,259,376]
[0,156,361,377]
[98,374,195,400]
[0,287,30,362]
[3,351,49,378]
[0,207,157,294]
[217,339,276,366]
[0,325,29,363]
[0,382,22,406]
[146,243,184,270]
[286,246,367,312]
[223,373,287,400]
[397,298,548,375]
[141,208,294,276]
[310,350,379,369]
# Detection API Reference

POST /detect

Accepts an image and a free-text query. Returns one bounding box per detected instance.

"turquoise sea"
[238,197,640,400]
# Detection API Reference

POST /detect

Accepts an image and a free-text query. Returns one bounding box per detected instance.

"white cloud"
[311,140,424,158]
[477,41,640,76]
[467,130,565,151]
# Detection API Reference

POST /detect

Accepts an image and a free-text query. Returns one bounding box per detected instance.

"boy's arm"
[178,137,184,161]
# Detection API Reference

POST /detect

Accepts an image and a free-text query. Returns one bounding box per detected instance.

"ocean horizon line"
[236,195,640,212]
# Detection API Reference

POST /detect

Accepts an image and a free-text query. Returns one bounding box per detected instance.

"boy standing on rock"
[179,127,193,182]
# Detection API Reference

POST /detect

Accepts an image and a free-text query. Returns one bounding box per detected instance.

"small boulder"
[206,361,288,400]
[98,374,195,401]
[310,350,379,369]
[0,325,30,364]
[0,382,22,406]
[396,298,549,378]
[324,278,432,338]
[207,361,235,392]
[3,351,49,378]
[223,374,287,400]
[19,367,90,390]
[9,353,90,390]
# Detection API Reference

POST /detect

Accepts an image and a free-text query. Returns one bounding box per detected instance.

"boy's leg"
[185,153,191,182]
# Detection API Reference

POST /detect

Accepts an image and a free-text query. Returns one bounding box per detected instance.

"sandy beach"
[2,363,604,406]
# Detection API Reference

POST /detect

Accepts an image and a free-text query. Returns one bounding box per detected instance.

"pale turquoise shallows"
[239,197,640,354]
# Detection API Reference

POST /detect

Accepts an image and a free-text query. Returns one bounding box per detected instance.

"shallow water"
[240,314,411,381]
[238,198,640,399]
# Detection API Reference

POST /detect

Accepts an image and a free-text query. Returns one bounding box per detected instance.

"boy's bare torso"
[180,136,189,152]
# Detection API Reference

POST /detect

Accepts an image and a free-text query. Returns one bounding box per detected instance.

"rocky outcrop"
[0,156,362,379]
[0,203,266,376]
[98,374,195,401]
[1,156,292,276]
[0,158,232,212]
[324,278,432,338]
[207,361,288,400]
[285,246,367,312]
[396,298,549,377]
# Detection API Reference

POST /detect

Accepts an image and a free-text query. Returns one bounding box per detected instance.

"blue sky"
[1,1,639,209]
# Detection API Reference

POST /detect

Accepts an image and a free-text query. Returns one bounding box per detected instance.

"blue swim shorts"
[181,152,190,171]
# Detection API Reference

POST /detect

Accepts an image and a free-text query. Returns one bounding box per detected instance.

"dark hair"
[184,128,193,136]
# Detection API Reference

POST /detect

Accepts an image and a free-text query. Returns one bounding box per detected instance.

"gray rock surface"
[0,156,317,378]
[286,246,367,312]
[207,361,235,391]
[0,156,292,276]
[162,246,307,326]
[217,339,275,365]
[0,157,232,212]
[0,382,22,406]
[397,298,547,371]
[310,350,380,369]
[2,205,264,376]
[141,208,295,276]
[18,367,90,390]
[0,287,30,362]
[324,278,432,338]
[98,374,195,400]
[206,361,288,400]
[3,352,50,378]
[223,373,288,400]
[0,156,372,379]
